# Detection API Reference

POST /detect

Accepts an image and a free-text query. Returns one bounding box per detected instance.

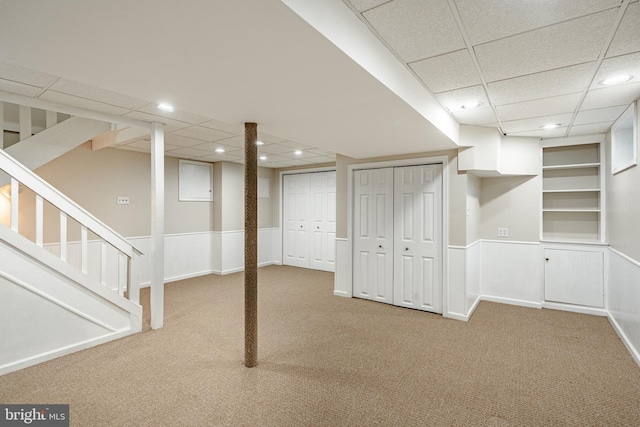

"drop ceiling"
[0,0,639,168]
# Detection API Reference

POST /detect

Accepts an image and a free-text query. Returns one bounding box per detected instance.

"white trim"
[0,329,136,376]
[541,134,605,148]
[480,295,543,310]
[608,312,640,368]
[542,301,607,316]
[609,247,640,267]
[448,239,481,250]
[481,239,541,246]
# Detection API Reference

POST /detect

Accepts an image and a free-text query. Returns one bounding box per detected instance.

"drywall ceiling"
[0,0,457,167]
[0,0,639,167]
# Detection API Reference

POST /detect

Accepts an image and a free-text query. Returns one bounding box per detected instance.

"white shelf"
[543,188,599,193]
[543,208,600,213]
[541,142,603,243]
[543,162,600,170]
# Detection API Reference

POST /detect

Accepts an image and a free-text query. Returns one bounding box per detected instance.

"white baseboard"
[480,295,542,310]
[333,290,350,298]
[542,301,607,316]
[0,328,136,376]
[608,313,640,368]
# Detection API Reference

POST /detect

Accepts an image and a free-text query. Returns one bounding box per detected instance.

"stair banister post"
[150,121,165,330]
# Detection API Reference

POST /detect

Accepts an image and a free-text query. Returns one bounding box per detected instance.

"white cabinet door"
[544,248,604,307]
[393,165,443,313]
[353,168,394,303]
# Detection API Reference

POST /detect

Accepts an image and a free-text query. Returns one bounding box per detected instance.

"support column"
[150,122,165,330]
[244,122,258,367]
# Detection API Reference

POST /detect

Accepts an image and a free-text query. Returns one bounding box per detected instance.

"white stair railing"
[0,148,142,305]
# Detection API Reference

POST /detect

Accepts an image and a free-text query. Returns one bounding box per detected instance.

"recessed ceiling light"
[214,148,225,153]
[541,123,561,129]
[259,155,267,161]
[256,140,264,146]
[294,150,302,156]
[599,74,633,86]
[461,101,484,109]
[157,103,174,112]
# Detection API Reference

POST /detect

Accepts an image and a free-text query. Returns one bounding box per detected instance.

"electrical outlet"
[497,227,509,238]
[117,196,130,205]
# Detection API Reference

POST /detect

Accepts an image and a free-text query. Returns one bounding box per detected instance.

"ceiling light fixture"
[599,74,633,86]
[541,123,561,129]
[256,140,264,146]
[215,148,225,153]
[461,101,484,109]
[157,103,175,112]
[259,155,267,161]
[294,150,302,156]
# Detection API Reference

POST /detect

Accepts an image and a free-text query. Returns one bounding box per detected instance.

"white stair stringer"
[0,224,142,376]
[1,116,110,184]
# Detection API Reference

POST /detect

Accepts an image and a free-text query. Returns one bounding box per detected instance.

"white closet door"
[353,168,394,303]
[393,164,443,313]
[309,171,336,272]
[283,174,309,268]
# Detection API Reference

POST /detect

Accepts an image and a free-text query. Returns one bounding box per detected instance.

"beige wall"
[334,150,468,246]
[479,175,541,242]
[606,128,640,261]
[8,144,277,242]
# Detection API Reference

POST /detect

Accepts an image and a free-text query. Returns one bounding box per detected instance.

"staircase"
[0,104,144,376]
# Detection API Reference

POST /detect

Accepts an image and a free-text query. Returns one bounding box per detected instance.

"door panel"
[393,165,442,313]
[353,168,394,303]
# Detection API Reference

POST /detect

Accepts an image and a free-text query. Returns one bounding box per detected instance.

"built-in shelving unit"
[541,142,604,243]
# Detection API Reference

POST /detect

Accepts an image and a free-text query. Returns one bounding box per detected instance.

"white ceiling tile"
[214,135,246,148]
[502,113,573,134]
[278,140,314,149]
[454,0,621,46]
[0,79,43,97]
[169,125,235,142]
[165,147,211,157]
[410,49,481,93]
[198,119,243,134]
[48,79,148,109]
[487,63,594,105]
[607,1,640,57]
[363,0,465,62]
[124,110,191,129]
[259,143,298,155]
[257,131,289,144]
[475,10,616,82]
[259,154,289,163]
[39,90,130,115]
[451,106,497,126]
[196,153,243,163]
[568,122,613,137]
[509,127,568,139]
[189,141,244,154]
[574,105,628,125]
[581,82,640,110]
[347,0,389,12]
[164,133,207,148]
[591,52,640,89]
[496,93,582,122]
[0,62,58,87]
[135,103,211,125]
[435,85,488,113]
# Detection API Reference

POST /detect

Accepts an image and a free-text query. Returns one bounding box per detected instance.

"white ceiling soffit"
[0,0,457,161]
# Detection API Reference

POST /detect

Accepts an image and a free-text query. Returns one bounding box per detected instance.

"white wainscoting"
[608,248,640,367]
[480,240,543,308]
[446,241,481,321]
[46,228,280,286]
[334,238,351,297]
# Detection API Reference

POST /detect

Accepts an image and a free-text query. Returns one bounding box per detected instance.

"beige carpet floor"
[1,265,639,426]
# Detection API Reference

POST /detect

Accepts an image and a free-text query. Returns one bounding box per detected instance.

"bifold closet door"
[283,171,336,272]
[352,164,443,314]
[393,165,443,314]
[309,172,337,272]
[352,168,394,303]
[283,173,310,268]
